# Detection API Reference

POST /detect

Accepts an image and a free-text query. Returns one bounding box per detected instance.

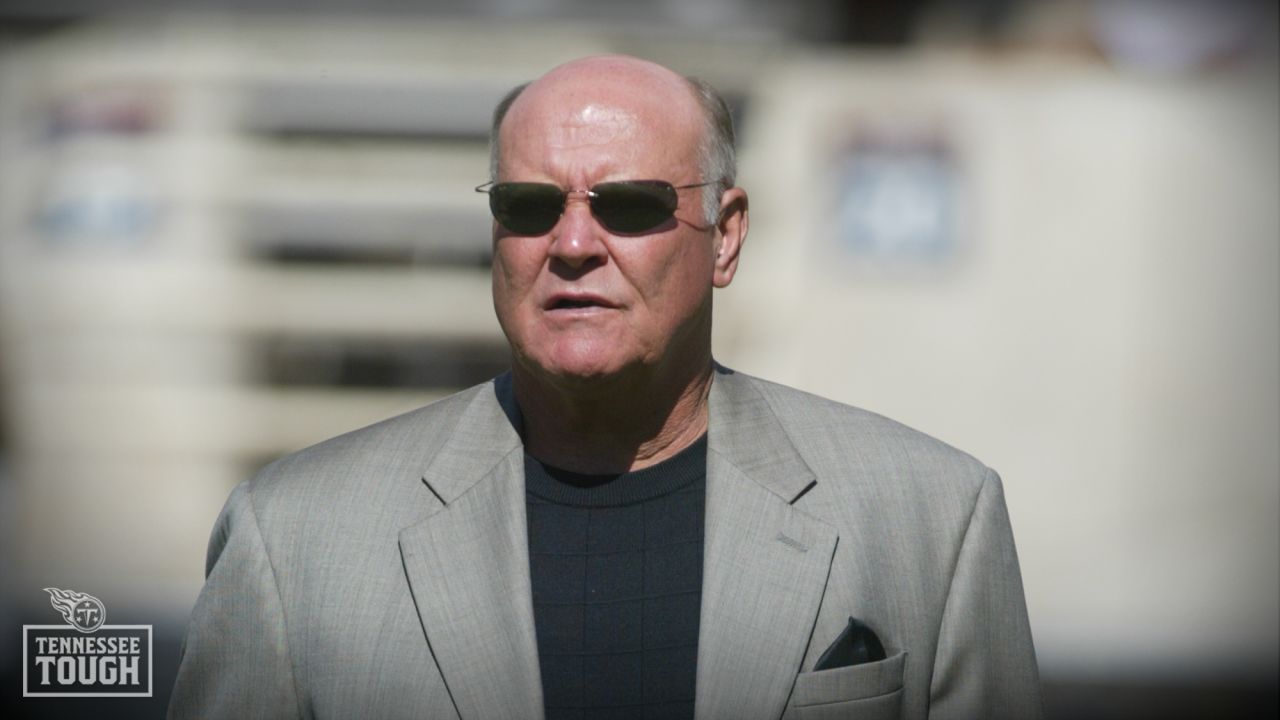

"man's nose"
[547,193,607,269]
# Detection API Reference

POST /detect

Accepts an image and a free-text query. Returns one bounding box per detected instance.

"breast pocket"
[790,651,906,720]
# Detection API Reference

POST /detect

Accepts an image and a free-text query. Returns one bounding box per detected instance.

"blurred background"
[0,0,1275,717]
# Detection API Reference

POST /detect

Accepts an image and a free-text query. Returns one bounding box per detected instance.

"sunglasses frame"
[476,179,716,235]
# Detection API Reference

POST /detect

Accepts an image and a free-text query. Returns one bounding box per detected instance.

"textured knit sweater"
[525,435,708,720]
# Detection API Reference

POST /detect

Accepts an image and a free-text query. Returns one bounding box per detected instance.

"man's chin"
[541,361,631,386]
[514,349,644,389]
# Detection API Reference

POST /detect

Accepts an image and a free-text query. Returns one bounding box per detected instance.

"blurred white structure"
[731,48,1279,679]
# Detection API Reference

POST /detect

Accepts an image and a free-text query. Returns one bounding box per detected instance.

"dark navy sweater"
[525,435,707,720]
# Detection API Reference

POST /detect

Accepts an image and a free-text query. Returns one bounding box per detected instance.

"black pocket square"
[814,617,887,671]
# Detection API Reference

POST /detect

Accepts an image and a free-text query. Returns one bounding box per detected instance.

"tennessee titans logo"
[43,588,105,634]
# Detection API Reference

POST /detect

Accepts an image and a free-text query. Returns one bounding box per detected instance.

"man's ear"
[712,186,748,289]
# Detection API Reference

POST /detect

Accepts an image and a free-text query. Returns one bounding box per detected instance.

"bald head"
[488,56,736,224]
[513,55,698,123]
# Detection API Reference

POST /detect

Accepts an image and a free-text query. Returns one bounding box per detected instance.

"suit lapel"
[696,368,839,720]
[399,376,545,720]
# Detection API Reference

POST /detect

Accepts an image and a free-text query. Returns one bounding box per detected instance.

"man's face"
[491,63,731,386]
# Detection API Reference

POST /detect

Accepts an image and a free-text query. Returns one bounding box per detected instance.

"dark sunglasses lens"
[490,183,564,235]
[591,181,678,233]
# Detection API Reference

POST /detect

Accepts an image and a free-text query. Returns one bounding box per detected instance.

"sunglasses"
[475,179,715,236]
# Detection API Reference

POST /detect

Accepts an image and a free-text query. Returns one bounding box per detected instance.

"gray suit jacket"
[169,367,1043,720]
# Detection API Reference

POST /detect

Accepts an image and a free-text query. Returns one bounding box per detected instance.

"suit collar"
[417,367,817,504]
[707,364,817,503]
[417,368,824,501]
[418,373,523,506]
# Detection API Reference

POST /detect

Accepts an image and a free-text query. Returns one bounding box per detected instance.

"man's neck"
[513,359,713,474]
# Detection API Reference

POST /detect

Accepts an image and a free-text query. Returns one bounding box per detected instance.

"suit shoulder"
[737,372,992,489]
[243,380,493,507]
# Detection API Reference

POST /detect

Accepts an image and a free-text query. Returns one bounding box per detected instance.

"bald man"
[169,57,1043,720]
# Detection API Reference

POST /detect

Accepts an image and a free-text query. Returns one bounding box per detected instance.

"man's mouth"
[546,295,614,311]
